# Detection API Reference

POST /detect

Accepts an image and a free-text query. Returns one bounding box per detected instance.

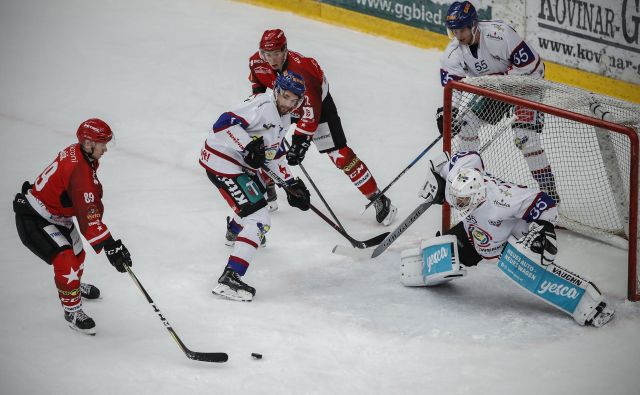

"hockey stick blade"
[186,350,229,363]
[331,244,374,260]
[347,231,390,249]
[371,200,433,258]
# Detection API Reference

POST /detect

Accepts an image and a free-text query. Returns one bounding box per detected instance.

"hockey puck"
[251,353,263,360]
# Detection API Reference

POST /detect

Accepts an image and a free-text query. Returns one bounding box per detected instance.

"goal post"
[441,77,640,301]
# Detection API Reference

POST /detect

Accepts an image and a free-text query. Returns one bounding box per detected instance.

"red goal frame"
[442,80,639,301]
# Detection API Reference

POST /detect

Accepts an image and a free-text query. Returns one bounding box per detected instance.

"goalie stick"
[261,166,389,249]
[367,114,517,258]
[125,265,228,363]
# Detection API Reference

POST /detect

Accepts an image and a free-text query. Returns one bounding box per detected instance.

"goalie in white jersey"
[399,151,614,327]
[437,1,560,202]
[199,71,311,301]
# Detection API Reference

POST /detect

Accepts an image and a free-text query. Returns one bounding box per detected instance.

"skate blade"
[590,310,615,328]
[68,323,96,336]
[212,284,253,302]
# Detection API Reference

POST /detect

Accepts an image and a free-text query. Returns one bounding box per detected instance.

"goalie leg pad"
[498,237,613,326]
[400,235,467,287]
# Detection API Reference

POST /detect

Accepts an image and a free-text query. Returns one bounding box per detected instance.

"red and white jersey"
[248,50,329,138]
[199,90,295,183]
[440,21,544,86]
[27,143,112,252]
[440,151,558,259]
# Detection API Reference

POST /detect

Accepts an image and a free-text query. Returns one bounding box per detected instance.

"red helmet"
[76,118,113,143]
[259,29,287,51]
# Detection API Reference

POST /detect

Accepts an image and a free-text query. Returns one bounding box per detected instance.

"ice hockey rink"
[1,0,639,394]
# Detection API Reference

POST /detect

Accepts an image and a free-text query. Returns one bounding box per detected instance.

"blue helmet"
[445,1,478,30]
[275,70,305,98]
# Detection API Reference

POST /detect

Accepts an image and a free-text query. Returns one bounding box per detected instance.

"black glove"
[104,239,132,273]
[518,220,557,263]
[286,134,312,166]
[285,178,310,211]
[436,107,462,136]
[244,136,266,169]
[430,170,446,204]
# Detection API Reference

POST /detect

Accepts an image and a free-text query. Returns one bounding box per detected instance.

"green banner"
[319,0,491,35]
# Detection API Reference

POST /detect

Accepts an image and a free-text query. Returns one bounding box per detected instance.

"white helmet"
[449,168,487,218]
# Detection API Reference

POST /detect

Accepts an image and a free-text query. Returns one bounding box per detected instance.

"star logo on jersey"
[62,267,81,284]
[278,164,290,179]
[328,150,343,164]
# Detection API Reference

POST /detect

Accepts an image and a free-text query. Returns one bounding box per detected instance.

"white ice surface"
[1,1,638,394]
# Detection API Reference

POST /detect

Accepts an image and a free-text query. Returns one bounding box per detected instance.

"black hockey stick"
[362,135,442,214]
[125,265,228,363]
[371,199,434,258]
[284,139,346,231]
[262,166,389,249]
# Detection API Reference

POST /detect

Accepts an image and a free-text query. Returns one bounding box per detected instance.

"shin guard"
[328,147,378,198]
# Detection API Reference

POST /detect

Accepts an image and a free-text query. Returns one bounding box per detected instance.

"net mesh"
[447,76,640,299]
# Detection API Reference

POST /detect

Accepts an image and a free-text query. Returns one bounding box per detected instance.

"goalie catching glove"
[286,134,312,166]
[517,220,557,263]
[419,151,449,204]
[285,178,310,211]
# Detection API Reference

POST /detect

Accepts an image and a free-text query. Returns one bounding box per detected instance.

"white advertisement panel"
[528,0,640,84]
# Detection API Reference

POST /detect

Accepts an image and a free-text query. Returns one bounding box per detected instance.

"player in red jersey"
[13,118,133,335]
[248,29,397,226]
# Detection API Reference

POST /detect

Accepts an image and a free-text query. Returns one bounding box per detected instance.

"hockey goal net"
[442,76,640,301]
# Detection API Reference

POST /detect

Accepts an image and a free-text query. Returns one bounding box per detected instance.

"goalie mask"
[449,167,486,218]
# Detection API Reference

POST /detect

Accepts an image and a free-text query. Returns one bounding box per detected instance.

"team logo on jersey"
[86,205,101,221]
[514,135,529,149]
[499,188,512,198]
[469,224,492,247]
[493,199,511,208]
[486,32,503,41]
[489,219,503,227]
[263,123,275,130]
[254,66,272,75]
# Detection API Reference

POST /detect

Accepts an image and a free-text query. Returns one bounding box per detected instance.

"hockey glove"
[244,136,266,169]
[518,220,557,263]
[418,152,450,204]
[285,178,310,211]
[436,107,462,136]
[104,239,132,273]
[286,134,312,166]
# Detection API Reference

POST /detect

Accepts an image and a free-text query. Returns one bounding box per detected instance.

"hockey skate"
[80,283,101,300]
[586,302,615,328]
[372,194,397,226]
[64,308,96,336]
[225,217,266,247]
[212,267,256,302]
[266,182,278,212]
